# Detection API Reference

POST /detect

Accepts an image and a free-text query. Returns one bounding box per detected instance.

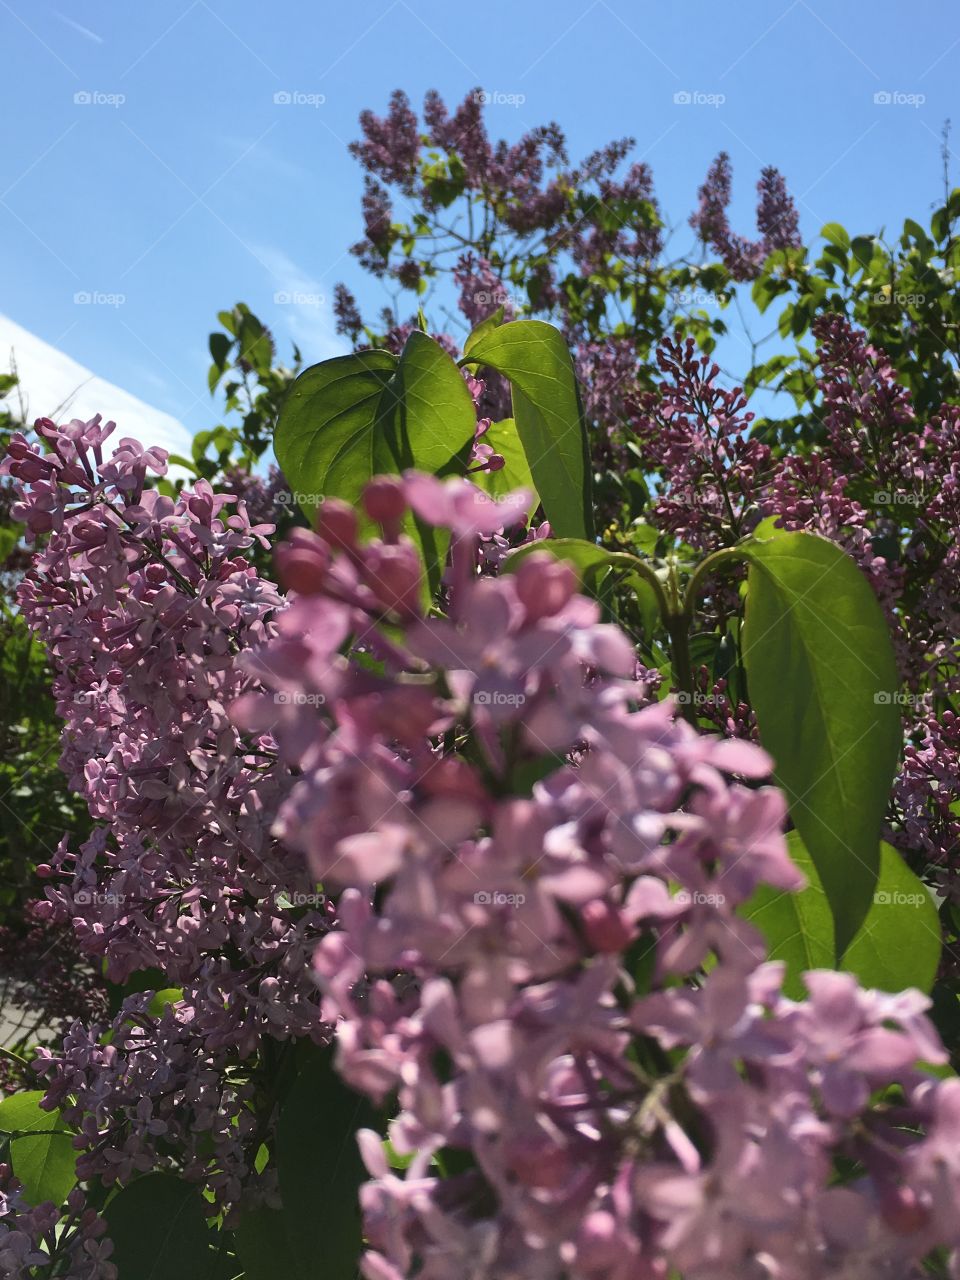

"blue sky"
[2,0,959,437]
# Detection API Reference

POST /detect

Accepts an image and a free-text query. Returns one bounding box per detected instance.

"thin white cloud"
[251,244,349,364]
[218,136,311,184]
[54,11,104,43]
[0,313,194,461]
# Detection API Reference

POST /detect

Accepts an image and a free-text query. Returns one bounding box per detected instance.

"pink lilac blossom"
[690,153,801,281]
[1,414,329,1216]
[0,1172,115,1279]
[635,333,771,548]
[235,470,960,1280]
[8,401,960,1276]
[634,313,960,898]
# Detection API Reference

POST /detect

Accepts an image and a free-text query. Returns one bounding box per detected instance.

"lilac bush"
[2,85,960,1280]
[0,376,958,1275]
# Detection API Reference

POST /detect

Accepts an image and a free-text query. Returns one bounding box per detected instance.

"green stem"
[666,611,696,724]
[681,547,746,623]
[604,551,672,625]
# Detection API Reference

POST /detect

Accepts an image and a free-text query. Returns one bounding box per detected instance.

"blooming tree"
[2,88,960,1280]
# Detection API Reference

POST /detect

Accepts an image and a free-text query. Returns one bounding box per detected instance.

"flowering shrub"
[3,86,960,1280]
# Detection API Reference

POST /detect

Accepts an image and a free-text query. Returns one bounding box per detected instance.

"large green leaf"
[741,527,901,953]
[274,332,477,589]
[842,842,941,991]
[473,417,539,516]
[0,1090,77,1207]
[744,835,941,996]
[275,1046,376,1279]
[103,1174,212,1279]
[236,1206,302,1280]
[274,348,396,509]
[741,832,833,998]
[463,306,505,357]
[504,538,662,637]
[464,320,593,539]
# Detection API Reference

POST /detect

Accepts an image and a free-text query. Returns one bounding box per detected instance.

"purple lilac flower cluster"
[690,152,802,281]
[0,1173,114,1279]
[235,471,960,1280]
[635,314,960,894]
[1,416,330,1218]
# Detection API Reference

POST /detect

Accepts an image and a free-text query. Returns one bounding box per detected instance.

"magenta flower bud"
[581,899,635,953]
[275,529,332,595]
[361,543,422,618]
[575,1211,621,1266]
[362,476,407,525]
[315,498,358,551]
[880,1185,929,1236]
[514,552,577,620]
[35,863,53,878]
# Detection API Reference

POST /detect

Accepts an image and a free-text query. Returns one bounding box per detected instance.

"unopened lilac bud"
[514,552,577,620]
[275,529,331,595]
[363,476,407,526]
[315,498,358,551]
[581,899,635,953]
